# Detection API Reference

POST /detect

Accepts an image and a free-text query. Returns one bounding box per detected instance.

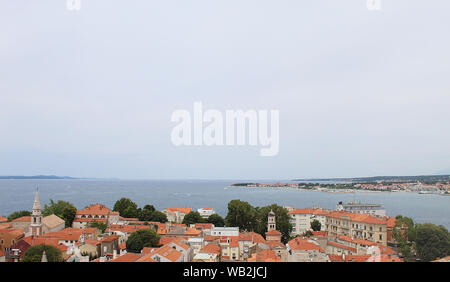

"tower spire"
[30,187,43,236]
[33,187,41,211]
[41,250,48,262]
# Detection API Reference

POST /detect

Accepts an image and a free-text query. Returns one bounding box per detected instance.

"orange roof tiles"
[136,254,157,262]
[194,223,213,230]
[107,224,151,234]
[248,232,267,244]
[327,211,387,225]
[153,244,183,262]
[12,216,31,222]
[142,247,156,255]
[0,228,24,237]
[289,208,329,215]
[248,249,281,262]
[110,253,142,262]
[328,254,345,262]
[165,207,192,214]
[170,237,190,250]
[100,235,118,243]
[327,241,357,252]
[344,254,371,262]
[288,237,324,252]
[199,243,221,255]
[73,218,107,223]
[337,235,377,246]
[76,204,112,215]
[266,241,285,249]
[386,217,396,228]
[85,238,100,245]
[185,227,202,236]
[266,230,281,235]
[366,254,403,262]
[312,231,327,236]
[433,256,450,262]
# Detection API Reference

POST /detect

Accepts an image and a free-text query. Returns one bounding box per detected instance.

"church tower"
[265,209,281,242]
[30,188,43,236]
[267,209,276,231]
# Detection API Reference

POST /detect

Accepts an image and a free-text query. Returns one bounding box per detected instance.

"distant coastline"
[0,175,79,180]
[292,174,450,184]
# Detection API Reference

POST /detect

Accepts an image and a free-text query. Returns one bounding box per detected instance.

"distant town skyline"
[1,1,450,179]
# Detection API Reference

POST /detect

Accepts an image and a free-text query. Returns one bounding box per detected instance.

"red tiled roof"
[327,241,357,252]
[266,230,281,235]
[327,211,387,225]
[288,237,324,252]
[194,223,213,230]
[165,207,192,215]
[110,253,141,262]
[76,204,112,215]
[73,218,107,223]
[328,254,344,262]
[337,235,377,246]
[100,235,118,243]
[248,249,281,262]
[289,208,329,215]
[152,244,183,262]
[12,216,31,222]
[344,254,371,262]
[136,254,157,262]
[312,231,327,236]
[199,243,221,255]
[107,224,151,234]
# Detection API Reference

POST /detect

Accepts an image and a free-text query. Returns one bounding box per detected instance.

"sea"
[0,179,449,229]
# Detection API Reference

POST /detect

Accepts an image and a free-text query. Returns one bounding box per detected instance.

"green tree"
[138,205,167,223]
[225,200,257,231]
[89,221,108,233]
[7,210,31,221]
[151,211,168,223]
[42,200,77,227]
[21,244,63,262]
[255,204,293,244]
[302,230,314,237]
[206,214,225,227]
[126,229,160,253]
[310,219,321,231]
[393,215,417,260]
[415,223,450,261]
[182,212,205,225]
[113,198,139,218]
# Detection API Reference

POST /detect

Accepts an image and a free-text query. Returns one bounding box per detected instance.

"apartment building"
[325,211,388,246]
[288,208,329,235]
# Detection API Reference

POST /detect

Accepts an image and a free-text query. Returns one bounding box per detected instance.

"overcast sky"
[0,1,449,179]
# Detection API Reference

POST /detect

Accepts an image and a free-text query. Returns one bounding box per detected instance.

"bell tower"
[267,210,276,231]
[30,188,43,236]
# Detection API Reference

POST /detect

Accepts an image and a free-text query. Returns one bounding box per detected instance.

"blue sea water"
[0,179,449,229]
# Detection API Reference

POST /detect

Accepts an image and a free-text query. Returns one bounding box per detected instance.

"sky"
[0,0,449,179]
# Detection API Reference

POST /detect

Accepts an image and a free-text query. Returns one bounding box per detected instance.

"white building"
[210,227,239,237]
[336,201,386,217]
[288,208,329,236]
[197,208,216,219]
